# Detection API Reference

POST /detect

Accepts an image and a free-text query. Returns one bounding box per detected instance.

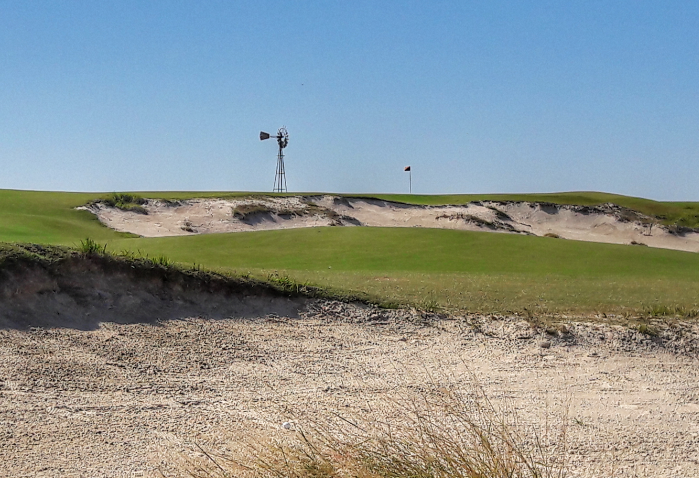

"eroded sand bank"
[83,195,699,252]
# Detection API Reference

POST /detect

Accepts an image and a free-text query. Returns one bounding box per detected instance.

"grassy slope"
[108,227,699,315]
[2,189,699,315]
[0,190,129,244]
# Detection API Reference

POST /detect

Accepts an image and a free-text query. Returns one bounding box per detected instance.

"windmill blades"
[277,127,289,149]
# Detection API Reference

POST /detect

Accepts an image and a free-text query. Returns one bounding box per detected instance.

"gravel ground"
[1,301,698,477]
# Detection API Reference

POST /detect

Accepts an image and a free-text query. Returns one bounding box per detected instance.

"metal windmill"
[260,127,290,193]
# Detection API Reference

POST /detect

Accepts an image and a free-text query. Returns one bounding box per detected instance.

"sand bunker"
[82,195,699,252]
[3,300,699,477]
[3,249,699,476]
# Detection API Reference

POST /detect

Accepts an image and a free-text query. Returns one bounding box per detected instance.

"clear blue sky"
[1,1,697,199]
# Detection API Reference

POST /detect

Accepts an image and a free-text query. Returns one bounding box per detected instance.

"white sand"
[81,195,699,252]
[3,304,698,477]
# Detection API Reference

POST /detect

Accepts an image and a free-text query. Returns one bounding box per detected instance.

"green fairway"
[106,227,699,316]
[1,188,699,316]
[0,190,125,244]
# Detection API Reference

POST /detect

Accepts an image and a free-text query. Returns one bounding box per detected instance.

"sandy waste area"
[2,300,699,477]
[83,195,699,252]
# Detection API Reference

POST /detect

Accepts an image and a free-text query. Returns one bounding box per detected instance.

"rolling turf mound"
[2,189,699,315]
[0,244,310,330]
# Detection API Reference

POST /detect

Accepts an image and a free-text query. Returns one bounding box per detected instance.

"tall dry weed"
[170,379,570,478]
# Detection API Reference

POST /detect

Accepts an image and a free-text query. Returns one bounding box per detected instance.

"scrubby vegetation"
[489,206,513,221]
[232,204,273,219]
[437,212,495,228]
[79,237,107,255]
[643,304,699,319]
[231,200,345,224]
[636,323,659,337]
[100,193,148,214]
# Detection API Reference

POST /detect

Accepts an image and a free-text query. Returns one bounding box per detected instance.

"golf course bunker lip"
[81,195,699,252]
[0,248,309,330]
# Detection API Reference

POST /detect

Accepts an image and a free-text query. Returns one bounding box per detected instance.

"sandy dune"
[84,195,699,252]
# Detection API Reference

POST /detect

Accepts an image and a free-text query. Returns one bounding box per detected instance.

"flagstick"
[409,170,412,194]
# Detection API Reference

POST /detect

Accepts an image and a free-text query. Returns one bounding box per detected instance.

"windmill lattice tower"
[260,127,290,193]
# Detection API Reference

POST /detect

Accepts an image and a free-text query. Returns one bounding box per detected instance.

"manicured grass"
[110,226,697,277]
[105,227,699,316]
[2,188,699,316]
[0,189,129,244]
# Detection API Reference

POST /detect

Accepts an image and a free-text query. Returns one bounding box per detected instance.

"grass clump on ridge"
[636,323,659,337]
[79,237,107,255]
[643,304,699,319]
[101,193,148,214]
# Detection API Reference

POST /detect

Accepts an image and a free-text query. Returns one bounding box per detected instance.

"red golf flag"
[404,166,411,171]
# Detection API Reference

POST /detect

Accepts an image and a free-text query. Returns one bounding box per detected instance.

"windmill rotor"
[276,127,289,149]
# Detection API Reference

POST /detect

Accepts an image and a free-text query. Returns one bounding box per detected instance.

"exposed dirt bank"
[83,195,699,252]
[0,245,308,330]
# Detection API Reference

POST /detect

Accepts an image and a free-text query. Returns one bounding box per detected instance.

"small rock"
[282,422,293,430]
[539,340,551,349]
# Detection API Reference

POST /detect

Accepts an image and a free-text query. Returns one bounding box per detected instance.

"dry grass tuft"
[172,382,569,478]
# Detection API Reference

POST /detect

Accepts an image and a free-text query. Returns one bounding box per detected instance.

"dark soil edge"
[0,243,340,330]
